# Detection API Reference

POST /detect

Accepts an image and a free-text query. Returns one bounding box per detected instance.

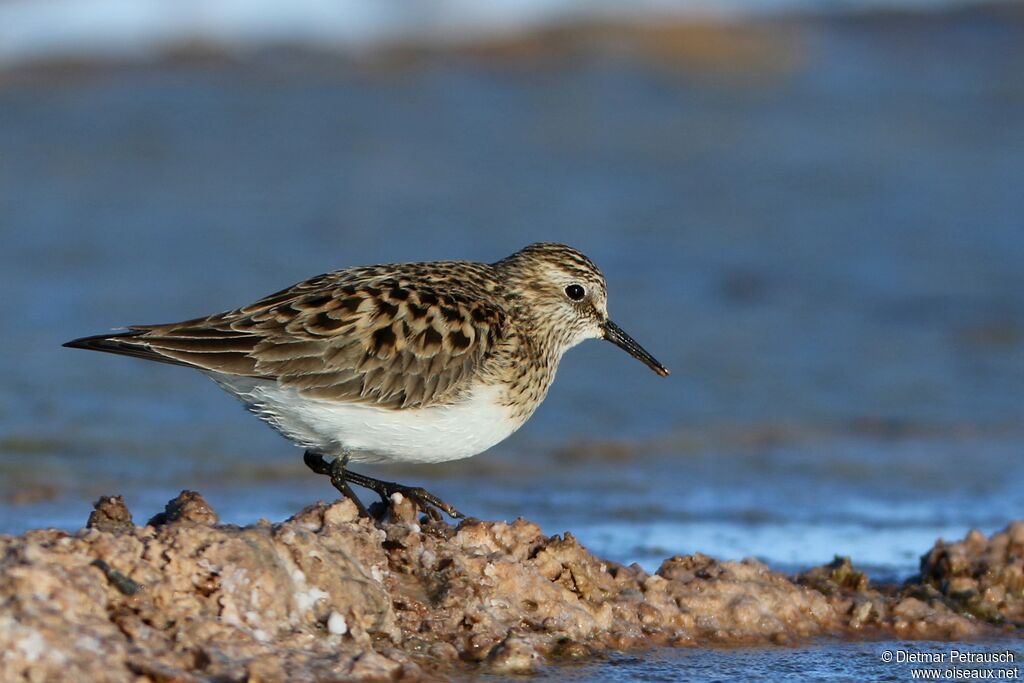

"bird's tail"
[63,331,197,368]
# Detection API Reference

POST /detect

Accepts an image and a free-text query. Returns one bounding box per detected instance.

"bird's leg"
[303,451,370,519]
[341,469,464,522]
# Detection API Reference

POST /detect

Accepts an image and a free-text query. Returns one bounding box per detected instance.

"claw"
[373,482,460,522]
[404,487,463,519]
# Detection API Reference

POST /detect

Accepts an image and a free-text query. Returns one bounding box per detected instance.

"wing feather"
[66,264,508,410]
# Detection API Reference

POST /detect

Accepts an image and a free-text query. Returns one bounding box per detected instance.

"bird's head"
[496,243,669,377]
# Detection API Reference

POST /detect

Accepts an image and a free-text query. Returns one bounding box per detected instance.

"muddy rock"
[86,495,134,534]
[146,489,220,527]
[918,522,1024,627]
[797,552,993,640]
[653,553,836,643]
[0,492,1018,681]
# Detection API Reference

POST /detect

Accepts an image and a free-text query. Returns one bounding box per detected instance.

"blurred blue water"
[0,7,1022,601]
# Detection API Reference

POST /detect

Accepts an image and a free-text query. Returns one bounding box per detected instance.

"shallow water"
[1,9,1022,680]
[514,641,1024,682]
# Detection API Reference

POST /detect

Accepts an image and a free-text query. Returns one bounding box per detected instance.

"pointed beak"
[602,320,670,377]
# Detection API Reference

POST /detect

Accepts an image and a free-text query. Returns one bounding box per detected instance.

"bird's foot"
[303,451,464,522]
[383,484,463,523]
[344,469,464,522]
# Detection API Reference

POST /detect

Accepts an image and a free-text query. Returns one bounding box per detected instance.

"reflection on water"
[1,10,1023,596]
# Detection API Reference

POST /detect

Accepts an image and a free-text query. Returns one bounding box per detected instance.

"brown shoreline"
[2,1,1022,90]
[1,492,1021,681]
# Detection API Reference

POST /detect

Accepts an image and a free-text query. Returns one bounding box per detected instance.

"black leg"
[303,451,370,518]
[342,469,464,521]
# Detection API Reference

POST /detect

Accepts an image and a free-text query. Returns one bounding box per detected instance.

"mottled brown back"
[68,261,510,410]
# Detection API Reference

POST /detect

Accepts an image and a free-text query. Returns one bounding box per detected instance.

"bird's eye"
[564,284,586,301]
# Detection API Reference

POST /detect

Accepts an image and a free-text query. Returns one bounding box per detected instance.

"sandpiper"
[65,243,669,519]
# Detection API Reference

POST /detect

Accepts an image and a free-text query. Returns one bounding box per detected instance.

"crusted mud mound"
[918,522,1024,628]
[0,492,1019,681]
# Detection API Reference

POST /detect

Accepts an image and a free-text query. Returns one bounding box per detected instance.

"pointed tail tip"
[63,336,92,350]
[63,333,129,351]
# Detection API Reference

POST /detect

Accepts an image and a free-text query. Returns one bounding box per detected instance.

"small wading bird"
[66,243,669,519]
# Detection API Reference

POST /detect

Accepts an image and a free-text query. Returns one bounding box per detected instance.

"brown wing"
[66,266,509,410]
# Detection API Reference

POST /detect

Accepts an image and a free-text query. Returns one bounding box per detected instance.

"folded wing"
[65,268,508,410]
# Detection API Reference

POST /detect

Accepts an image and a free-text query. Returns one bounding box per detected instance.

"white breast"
[207,375,520,464]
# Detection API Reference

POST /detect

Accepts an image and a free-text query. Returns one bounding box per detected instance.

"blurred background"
[1,0,1022,588]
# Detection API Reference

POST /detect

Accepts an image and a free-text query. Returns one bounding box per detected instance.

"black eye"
[564,284,586,301]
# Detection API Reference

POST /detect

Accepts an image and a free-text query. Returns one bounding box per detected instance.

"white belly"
[207,375,519,464]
